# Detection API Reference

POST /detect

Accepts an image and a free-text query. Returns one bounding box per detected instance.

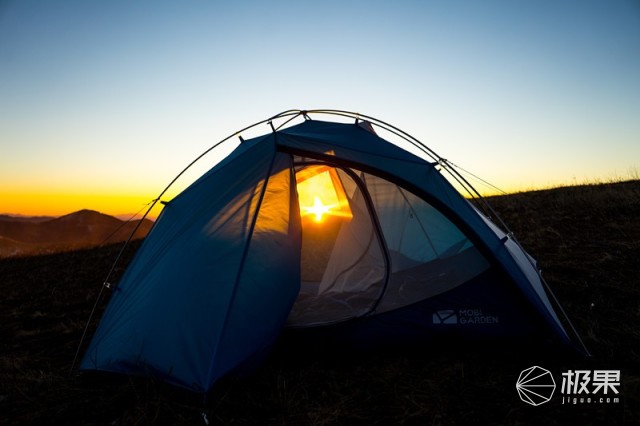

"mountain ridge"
[0,209,153,258]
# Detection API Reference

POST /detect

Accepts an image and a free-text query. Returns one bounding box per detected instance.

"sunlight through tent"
[295,165,352,223]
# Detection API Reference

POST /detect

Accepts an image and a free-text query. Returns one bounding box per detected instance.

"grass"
[1,180,639,425]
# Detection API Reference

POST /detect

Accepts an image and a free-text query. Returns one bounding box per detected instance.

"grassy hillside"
[1,181,638,425]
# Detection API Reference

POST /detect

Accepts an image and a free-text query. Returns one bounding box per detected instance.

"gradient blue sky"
[1,0,639,215]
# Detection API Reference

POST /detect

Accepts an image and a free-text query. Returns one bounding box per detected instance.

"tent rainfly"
[79,110,587,392]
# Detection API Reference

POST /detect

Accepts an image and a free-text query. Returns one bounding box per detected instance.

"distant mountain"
[0,214,54,223]
[0,209,153,258]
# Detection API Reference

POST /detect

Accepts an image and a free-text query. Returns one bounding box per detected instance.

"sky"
[1,0,639,217]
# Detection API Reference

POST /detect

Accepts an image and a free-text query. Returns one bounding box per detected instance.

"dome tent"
[79,110,586,392]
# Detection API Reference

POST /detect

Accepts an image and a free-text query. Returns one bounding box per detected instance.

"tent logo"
[432,308,499,325]
[432,310,458,324]
[516,366,556,406]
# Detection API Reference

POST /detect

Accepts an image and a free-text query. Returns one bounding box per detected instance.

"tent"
[79,110,585,392]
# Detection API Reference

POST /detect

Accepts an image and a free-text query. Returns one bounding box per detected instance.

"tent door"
[288,161,390,326]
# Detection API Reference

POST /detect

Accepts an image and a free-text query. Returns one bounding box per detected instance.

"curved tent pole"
[293,110,502,219]
[73,109,589,372]
[104,111,307,278]
[297,111,530,256]
[272,109,590,355]
[72,109,307,372]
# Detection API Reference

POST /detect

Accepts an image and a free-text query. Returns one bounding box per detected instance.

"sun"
[302,196,334,222]
[295,165,353,223]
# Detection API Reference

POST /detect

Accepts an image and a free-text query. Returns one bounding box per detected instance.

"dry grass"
[1,180,639,425]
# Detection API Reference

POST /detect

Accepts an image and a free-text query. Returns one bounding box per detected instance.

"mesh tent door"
[287,164,489,326]
[288,164,386,326]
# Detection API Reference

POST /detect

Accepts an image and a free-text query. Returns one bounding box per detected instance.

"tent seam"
[203,137,279,389]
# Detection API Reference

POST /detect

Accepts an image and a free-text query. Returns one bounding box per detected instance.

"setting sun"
[296,165,353,223]
[302,196,333,222]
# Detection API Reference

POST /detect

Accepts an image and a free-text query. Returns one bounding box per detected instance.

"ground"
[1,180,638,425]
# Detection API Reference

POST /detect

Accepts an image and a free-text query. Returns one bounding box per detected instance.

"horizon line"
[3,177,638,219]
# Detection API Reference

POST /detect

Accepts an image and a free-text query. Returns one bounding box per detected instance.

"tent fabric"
[275,121,569,342]
[81,118,574,392]
[81,138,301,391]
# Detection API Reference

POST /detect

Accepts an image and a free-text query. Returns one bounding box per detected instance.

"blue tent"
[80,110,584,392]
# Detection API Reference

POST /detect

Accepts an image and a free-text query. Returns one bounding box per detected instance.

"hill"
[0,180,638,425]
[0,210,153,258]
[0,214,54,223]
